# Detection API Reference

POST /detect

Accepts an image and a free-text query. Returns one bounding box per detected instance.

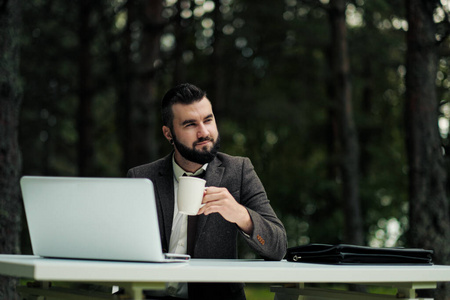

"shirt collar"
[172,155,208,182]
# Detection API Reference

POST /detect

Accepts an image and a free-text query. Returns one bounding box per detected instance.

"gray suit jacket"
[127,152,287,299]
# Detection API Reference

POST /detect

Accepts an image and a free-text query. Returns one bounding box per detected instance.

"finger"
[205,187,230,197]
[197,205,205,215]
[202,203,222,216]
[203,190,225,203]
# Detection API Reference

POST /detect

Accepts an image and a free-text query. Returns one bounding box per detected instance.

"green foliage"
[18,0,449,254]
[244,284,273,300]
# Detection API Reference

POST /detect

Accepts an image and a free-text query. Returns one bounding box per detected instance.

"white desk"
[1,254,450,299]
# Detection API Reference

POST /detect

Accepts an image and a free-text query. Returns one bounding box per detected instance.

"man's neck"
[173,151,203,173]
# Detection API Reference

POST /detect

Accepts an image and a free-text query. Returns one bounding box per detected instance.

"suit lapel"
[196,156,224,248]
[205,156,225,187]
[154,154,175,252]
[155,154,225,255]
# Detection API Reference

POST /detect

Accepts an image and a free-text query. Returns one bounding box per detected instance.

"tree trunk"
[128,0,164,167]
[328,0,364,245]
[117,0,134,173]
[211,0,226,119]
[0,0,23,298]
[172,0,187,85]
[360,60,374,177]
[77,0,95,176]
[405,0,450,298]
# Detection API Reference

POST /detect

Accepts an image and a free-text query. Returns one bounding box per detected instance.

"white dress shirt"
[165,156,207,298]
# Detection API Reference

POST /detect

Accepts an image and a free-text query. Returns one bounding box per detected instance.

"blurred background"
[1,0,450,298]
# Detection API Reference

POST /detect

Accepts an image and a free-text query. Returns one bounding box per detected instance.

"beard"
[173,134,220,165]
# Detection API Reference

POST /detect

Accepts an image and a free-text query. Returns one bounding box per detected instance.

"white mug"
[177,176,206,215]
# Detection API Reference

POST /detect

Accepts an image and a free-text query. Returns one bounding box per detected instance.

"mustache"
[194,137,213,146]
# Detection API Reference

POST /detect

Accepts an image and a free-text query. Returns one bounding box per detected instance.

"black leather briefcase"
[285,244,433,265]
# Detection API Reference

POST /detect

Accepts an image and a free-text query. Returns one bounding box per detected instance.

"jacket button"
[257,235,265,245]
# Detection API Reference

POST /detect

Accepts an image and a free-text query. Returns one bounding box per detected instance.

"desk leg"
[17,281,114,299]
[17,281,166,300]
[271,283,436,300]
[394,282,436,300]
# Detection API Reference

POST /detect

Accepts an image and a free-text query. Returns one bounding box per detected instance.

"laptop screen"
[21,176,170,262]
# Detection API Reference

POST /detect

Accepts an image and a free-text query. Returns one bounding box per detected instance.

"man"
[127,83,287,300]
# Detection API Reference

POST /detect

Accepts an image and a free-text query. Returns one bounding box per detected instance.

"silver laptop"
[20,176,189,262]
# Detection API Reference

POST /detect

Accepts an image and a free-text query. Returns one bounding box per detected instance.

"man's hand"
[197,186,254,235]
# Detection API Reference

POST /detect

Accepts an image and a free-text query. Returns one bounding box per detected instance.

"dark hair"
[161,83,207,128]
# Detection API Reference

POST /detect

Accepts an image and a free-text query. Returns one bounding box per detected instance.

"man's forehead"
[172,97,213,119]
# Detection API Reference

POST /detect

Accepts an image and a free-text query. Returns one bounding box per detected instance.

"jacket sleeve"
[238,157,287,261]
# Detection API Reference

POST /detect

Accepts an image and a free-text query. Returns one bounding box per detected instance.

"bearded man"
[127,83,287,300]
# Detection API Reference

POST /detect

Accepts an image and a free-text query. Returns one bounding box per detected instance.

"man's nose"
[197,123,210,138]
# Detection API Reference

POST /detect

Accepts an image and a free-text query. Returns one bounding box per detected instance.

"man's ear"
[162,126,174,144]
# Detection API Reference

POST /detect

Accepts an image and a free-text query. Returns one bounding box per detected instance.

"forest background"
[1,0,450,298]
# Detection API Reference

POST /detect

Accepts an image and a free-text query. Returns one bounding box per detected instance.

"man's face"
[168,97,220,165]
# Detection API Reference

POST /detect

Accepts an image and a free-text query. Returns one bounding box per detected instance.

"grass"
[244,284,275,300]
[244,283,398,299]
